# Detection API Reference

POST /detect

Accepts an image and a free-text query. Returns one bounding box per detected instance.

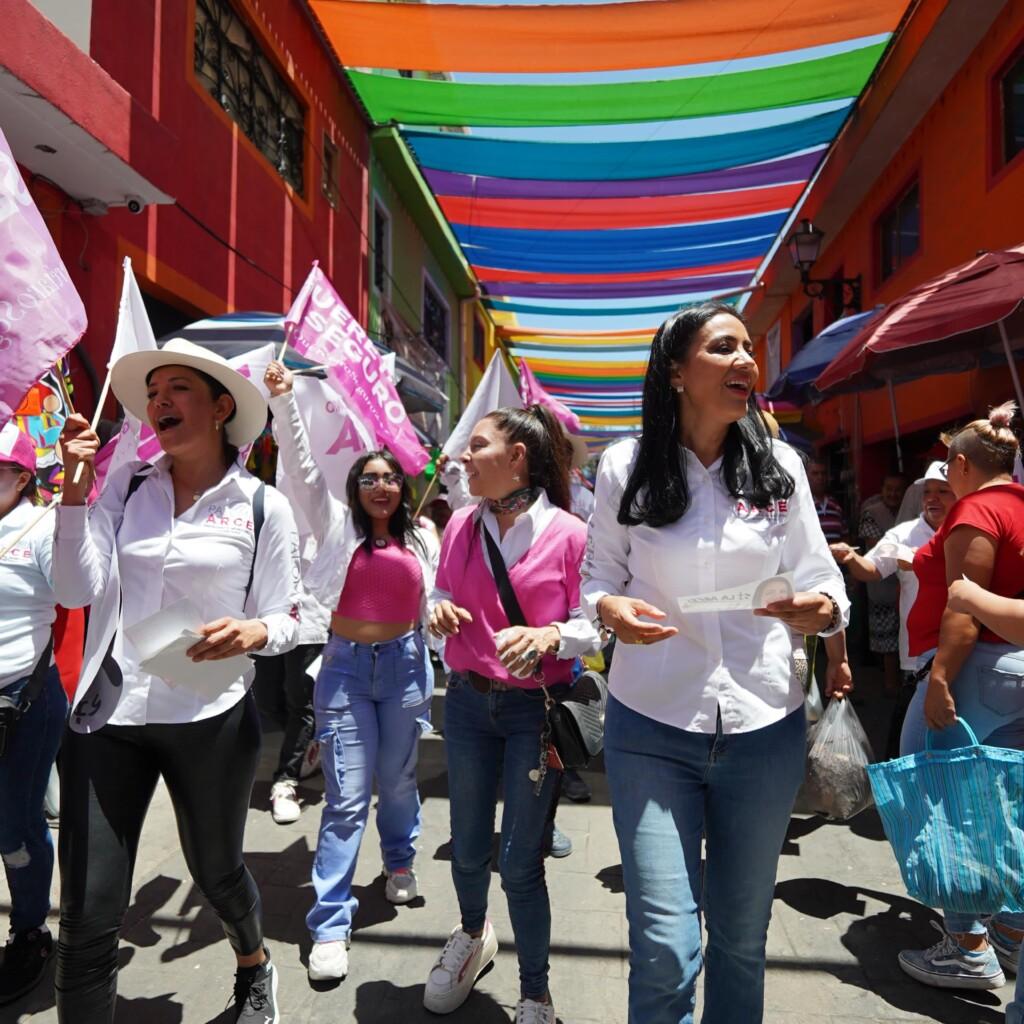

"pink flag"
[0,127,87,428]
[285,264,429,475]
[518,359,582,434]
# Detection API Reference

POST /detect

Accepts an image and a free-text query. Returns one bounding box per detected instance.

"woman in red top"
[897,402,1024,992]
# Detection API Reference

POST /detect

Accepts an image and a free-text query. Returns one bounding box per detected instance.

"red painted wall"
[749,0,1024,495]
[30,0,370,417]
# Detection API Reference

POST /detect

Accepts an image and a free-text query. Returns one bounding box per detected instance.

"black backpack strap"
[481,520,528,628]
[244,483,266,607]
[124,466,154,504]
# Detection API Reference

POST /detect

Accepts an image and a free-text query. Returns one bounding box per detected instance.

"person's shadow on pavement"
[352,977,516,1023]
[775,878,1005,1024]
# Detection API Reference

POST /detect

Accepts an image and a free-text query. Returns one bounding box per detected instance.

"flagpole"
[0,496,60,561]
[413,475,439,520]
[72,257,134,485]
[280,259,318,362]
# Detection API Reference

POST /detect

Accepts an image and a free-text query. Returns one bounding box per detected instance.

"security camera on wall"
[125,196,144,215]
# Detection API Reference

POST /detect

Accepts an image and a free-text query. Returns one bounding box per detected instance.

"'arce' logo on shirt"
[203,504,255,533]
[733,498,789,522]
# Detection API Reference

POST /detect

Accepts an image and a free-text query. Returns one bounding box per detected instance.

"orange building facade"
[745,0,1024,501]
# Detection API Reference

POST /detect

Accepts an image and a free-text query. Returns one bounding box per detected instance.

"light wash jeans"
[605,696,806,1024]
[443,674,566,1001]
[899,643,1024,940]
[0,665,66,934]
[306,631,430,941]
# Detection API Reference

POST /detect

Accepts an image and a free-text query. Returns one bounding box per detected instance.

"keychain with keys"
[529,687,556,795]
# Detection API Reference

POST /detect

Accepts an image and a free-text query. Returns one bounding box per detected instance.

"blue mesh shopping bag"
[867,719,1024,914]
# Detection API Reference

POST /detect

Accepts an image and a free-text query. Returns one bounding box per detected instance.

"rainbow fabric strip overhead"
[313,0,908,448]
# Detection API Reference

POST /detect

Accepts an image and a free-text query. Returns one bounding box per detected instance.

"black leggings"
[55,692,263,1023]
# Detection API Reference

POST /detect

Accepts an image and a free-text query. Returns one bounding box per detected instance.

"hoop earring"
[214,421,222,432]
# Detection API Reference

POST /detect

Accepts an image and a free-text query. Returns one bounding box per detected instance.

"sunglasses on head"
[357,472,403,491]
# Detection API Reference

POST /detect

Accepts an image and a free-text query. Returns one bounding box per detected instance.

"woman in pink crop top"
[265,362,437,985]
[422,404,601,1024]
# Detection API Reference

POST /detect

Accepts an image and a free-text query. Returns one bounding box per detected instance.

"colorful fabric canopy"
[313,0,909,444]
[311,0,902,73]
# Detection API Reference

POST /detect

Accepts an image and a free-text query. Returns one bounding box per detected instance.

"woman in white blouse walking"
[582,303,849,1024]
[55,340,301,1024]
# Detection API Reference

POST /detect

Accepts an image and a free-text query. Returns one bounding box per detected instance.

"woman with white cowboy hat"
[0,422,67,1008]
[54,338,301,1024]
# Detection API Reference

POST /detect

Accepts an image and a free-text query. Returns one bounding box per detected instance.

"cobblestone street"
[3,673,1014,1023]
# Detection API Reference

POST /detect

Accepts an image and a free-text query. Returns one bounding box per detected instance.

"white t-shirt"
[0,499,56,690]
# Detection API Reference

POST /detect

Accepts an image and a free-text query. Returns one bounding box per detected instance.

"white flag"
[95,258,157,490]
[442,352,521,459]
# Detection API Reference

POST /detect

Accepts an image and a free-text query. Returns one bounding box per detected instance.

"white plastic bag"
[793,697,875,820]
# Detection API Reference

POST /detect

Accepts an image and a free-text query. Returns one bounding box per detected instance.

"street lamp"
[785,218,862,314]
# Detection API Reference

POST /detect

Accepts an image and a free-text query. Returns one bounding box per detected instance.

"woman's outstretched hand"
[264,360,294,397]
[597,596,678,646]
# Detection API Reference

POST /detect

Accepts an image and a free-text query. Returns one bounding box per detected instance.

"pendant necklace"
[374,537,389,549]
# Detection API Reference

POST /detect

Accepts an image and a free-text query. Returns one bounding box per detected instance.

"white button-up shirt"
[0,498,56,690]
[863,514,935,671]
[581,438,849,734]
[53,458,300,729]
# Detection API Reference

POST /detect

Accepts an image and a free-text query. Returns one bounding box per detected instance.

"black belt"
[467,671,514,694]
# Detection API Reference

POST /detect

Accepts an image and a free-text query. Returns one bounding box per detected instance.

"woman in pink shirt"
[265,363,438,985]
[423,405,600,1024]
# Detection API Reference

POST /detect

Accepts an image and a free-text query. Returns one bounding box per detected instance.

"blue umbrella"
[766,308,882,404]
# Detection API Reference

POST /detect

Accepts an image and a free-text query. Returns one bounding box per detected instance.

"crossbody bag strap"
[481,519,528,628]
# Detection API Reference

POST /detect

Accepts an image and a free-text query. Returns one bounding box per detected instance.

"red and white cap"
[0,421,37,474]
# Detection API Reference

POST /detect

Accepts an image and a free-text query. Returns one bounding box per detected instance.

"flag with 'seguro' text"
[0,126,87,428]
[284,264,429,476]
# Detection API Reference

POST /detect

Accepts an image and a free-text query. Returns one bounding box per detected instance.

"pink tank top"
[335,541,423,622]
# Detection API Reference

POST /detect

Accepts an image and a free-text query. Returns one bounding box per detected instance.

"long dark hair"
[619,302,794,527]
[486,404,573,511]
[345,449,425,554]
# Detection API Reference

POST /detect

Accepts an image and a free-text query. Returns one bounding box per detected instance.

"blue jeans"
[605,696,806,1024]
[306,631,430,941]
[444,674,565,1001]
[899,643,1024,939]
[0,665,67,934]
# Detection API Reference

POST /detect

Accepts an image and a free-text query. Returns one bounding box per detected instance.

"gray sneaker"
[898,922,1006,990]
[987,920,1022,976]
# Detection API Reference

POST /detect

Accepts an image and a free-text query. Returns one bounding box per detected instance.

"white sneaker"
[270,780,301,824]
[308,939,349,981]
[384,867,418,905]
[516,997,556,1024]
[423,920,498,1014]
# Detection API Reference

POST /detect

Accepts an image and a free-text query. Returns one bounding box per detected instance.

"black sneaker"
[561,769,592,803]
[0,927,53,1005]
[232,950,279,1023]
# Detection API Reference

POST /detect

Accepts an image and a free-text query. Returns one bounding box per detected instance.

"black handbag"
[481,524,607,770]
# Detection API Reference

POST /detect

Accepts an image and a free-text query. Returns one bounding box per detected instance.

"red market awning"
[815,247,1024,394]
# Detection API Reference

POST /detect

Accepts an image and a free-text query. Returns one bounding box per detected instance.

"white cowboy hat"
[111,338,268,447]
